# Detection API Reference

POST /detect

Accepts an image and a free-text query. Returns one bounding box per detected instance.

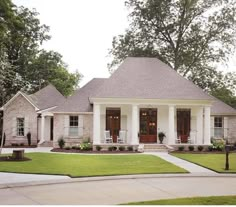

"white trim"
[53,112,93,115]
[37,106,58,113]
[2,91,39,111]
[90,97,213,106]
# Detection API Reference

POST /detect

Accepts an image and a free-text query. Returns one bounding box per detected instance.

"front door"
[140,108,157,143]
[177,109,190,143]
[106,108,120,143]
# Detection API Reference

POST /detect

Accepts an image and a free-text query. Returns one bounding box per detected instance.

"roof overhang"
[53,112,93,115]
[1,91,39,111]
[89,97,214,106]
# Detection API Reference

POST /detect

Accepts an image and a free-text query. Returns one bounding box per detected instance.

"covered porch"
[93,101,212,146]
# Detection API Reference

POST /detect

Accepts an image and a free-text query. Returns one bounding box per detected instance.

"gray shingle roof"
[29,84,65,110]
[92,57,214,100]
[211,98,236,115]
[54,78,106,113]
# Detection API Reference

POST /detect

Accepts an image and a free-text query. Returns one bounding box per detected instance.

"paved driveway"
[1,176,236,205]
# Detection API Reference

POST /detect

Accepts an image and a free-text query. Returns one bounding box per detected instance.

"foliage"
[172,153,236,172]
[96,145,102,151]
[178,146,184,151]
[197,146,203,152]
[108,0,236,94]
[158,132,165,144]
[108,146,113,151]
[125,195,236,205]
[71,146,78,150]
[58,137,65,149]
[0,153,187,177]
[212,138,225,151]
[188,146,194,151]
[0,0,82,107]
[119,146,125,151]
[127,146,133,151]
[80,142,92,151]
[26,132,31,146]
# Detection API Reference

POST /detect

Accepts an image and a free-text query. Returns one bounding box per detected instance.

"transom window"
[17,118,24,136]
[69,116,78,136]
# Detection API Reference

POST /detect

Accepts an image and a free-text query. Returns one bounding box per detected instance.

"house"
[1,57,236,148]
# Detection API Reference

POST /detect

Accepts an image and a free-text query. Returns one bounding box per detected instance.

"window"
[17,118,24,136]
[69,116,78,136]
[214,117,223,137]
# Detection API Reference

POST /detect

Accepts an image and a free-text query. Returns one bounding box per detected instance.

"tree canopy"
[108,0,236,107]
[0,0,82,107]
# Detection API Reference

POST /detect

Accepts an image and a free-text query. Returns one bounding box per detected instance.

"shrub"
[113,146,117,151]
[127,146,133,151]
[65,146,71,150]
[27,132,31,146]
[212,138,225,151]
[119,146,125,151]
[58,137,65,149]
[188,146,194,151]
[80,142,92,151]
[178,146,184,151]
[198,146,204,151]
[108,146,113,151]
[72,146,77,150]
[20,143,24,146]
[96,145,102,151]
[208,145,213,151]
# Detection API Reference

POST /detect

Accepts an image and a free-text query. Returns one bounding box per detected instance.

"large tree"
[108,0,236,93]
[0,0,82,107]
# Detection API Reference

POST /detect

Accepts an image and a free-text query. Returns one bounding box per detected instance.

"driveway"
[1,176,236,205]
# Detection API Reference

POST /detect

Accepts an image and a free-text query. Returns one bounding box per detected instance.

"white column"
[93,103,101,145]
[204,106,211,145]
[168,105,175,144]
[40,115,45,143]
[196,107,203,144]
[131,104,139,145]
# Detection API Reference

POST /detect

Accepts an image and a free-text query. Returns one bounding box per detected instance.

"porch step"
[143,144,171,152]
[38,141,53,147]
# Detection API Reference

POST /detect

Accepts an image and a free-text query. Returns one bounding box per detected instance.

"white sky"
[12,0,236,87]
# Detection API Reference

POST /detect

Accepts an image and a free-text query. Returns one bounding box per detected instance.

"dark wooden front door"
[140,108,157,143]
[106,108,120,143]
[177,109,190,143]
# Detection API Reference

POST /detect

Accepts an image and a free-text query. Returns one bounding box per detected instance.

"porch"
[93,102,211,146]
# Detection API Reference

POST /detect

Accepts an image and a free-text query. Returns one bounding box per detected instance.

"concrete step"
[142,144,171,152]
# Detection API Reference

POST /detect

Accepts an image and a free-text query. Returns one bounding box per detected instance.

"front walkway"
[145,152,217,174]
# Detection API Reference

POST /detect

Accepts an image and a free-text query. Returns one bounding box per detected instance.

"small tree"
[58,137,65,149]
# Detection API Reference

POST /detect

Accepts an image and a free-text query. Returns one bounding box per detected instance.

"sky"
[13,0,129,86]
[12,0,236,87]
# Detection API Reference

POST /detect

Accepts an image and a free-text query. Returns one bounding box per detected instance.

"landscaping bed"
[51,148,140,154]
[0,156,31,162]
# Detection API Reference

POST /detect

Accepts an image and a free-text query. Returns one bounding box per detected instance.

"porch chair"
[117,130,126,143]
[104,130,113,143]
[175,132,181,144]
[188,131,196,144]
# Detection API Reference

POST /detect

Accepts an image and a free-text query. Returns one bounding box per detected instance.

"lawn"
[0,153,187,177]
[125,195,236,205]
[171,152,236,173]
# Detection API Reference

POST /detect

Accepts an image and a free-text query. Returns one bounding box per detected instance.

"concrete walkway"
[1,147,53,154]
[145,152,218,175]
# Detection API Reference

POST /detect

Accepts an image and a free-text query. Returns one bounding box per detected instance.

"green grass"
[125,195,236,205]
[171,152,236,173]
[0,153,187,177]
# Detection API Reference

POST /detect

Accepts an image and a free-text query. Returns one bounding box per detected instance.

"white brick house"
[1,58,236,147]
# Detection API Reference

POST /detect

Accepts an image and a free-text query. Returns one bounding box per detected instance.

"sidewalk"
[145,152,218,175]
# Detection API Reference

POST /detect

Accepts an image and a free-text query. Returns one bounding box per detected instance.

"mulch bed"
[51,148,140,154]
[0,156,31,162]
[2,145,37,148]
[172,150,236,154]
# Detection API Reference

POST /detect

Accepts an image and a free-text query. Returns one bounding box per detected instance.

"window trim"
[16,117,25,137]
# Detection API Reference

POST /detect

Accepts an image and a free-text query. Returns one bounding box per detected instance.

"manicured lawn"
[125,195,236,205]
[171,152,236,173]
[0,153,187,177]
